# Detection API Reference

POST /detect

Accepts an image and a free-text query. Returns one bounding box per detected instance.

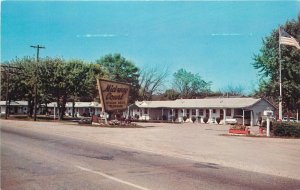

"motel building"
[0,101,102,117]
[127,97,276,126]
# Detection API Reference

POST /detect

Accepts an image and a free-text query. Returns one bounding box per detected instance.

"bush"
[162,115,167,120]
[172,116,177,122]
[203,117,208,124]
[273,122,300,137]
[183,116,188,122]
[191,116,196,123]
[216,117,221,124]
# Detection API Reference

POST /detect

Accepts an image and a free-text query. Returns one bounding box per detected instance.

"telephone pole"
[30,45,45,121]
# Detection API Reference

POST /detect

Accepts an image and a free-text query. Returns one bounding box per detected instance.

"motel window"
[199,109,203,115]
[206,109,209,117]
[192,109,196,115]
[213,109,216,113]
[144,108,148,114]
[226,109,231,116]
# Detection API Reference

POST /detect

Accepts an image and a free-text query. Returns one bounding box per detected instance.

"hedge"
[272,122,300,137]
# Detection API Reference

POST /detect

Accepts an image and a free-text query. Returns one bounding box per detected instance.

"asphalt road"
[1,125,300,190]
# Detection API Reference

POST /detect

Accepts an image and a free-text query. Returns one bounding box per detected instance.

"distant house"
[46,102,102,117]
[127,97,276,126]
[0,101,102,117]
[0,101,28,115]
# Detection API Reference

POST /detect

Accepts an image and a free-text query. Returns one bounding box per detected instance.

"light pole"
[30,45,45,121]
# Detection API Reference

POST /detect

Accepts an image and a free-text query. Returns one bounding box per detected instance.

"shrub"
[183,116,188,122]
[162,115,167,120]
[216,117,221,124]
[191,116,196,123]
[273,122,300,137]
[172,116,177,122]
[203,117,208,124]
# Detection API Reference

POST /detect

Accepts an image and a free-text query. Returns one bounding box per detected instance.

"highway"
[1,125,300,190]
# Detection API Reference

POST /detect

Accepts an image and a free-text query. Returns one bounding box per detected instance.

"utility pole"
[30,45,45,121]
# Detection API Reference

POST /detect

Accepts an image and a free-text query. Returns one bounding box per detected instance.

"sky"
[1,1,299,93]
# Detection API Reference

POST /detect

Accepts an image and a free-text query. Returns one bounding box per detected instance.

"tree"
[96,53,140,103]
[172,69,211,98]
[139,65,168,100]
[252,16,300,114]
[163,89,180,100]
[221,84,245,96]
[1,57,37,117]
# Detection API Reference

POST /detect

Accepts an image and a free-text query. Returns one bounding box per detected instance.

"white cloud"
[76,33,128,38]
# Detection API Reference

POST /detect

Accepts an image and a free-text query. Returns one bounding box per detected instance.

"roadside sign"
[97,79,130,111]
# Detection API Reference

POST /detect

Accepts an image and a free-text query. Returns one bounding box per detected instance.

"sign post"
[96,79,130,124]
[263,109,273,137]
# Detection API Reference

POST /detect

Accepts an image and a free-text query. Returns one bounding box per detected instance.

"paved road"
[1,125,300,190]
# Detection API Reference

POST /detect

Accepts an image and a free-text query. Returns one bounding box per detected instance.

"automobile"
[282,117,298,122]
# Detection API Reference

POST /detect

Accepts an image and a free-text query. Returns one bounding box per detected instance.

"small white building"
[46,102,102,117]
[0,101,28,115]
[0,101,102,117]
[128,97,276,126]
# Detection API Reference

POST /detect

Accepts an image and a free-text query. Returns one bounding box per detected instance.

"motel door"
[220,109,224,120]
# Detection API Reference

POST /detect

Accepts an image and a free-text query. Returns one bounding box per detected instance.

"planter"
[229,129,250,135]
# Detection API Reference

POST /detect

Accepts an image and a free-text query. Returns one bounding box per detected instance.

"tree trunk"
[72,100,75,118]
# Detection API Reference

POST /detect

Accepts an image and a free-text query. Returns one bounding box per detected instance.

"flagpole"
[278,27,283,121]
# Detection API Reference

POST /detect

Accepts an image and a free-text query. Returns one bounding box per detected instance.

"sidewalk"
[1,120,300,180]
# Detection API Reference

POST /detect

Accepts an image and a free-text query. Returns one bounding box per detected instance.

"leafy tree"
[221,84,245,96]
[139,65,168,100]
[1,57,37,117]
[172,68,211,98]
[163,89,180,100]
[252,16,300,114]
[96,53,140,103]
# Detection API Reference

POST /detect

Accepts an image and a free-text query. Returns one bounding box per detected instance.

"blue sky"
[2,1,299,93]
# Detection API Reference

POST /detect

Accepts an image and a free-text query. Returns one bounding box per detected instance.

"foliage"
[172,115,177,122]
[172,69,211,98]
[163,89,181,100]
[216,117,221,124]
[252,16,300,112]
[183,116,187,122]
[230,124,248,130]
[221,84,245,96]
[191,116,196,123]
[96,53,140,103]
[272,122,300,137]
[203,117,208,123]
[139,65,168,100]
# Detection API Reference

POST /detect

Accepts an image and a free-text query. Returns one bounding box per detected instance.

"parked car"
[282,117,298,122]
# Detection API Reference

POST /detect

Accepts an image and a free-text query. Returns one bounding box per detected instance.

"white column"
[242,109,245,126]
[196,109,199,117]
[223,109,226,125]
[250,110,253,127]
[209,109,212,123]
[161,108,164,120]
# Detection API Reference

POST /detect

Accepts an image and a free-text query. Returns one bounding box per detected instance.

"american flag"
[279,28,300,49]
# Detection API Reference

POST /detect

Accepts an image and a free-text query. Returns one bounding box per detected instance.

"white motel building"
[127,97,276,126]
[1,97,276,126]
